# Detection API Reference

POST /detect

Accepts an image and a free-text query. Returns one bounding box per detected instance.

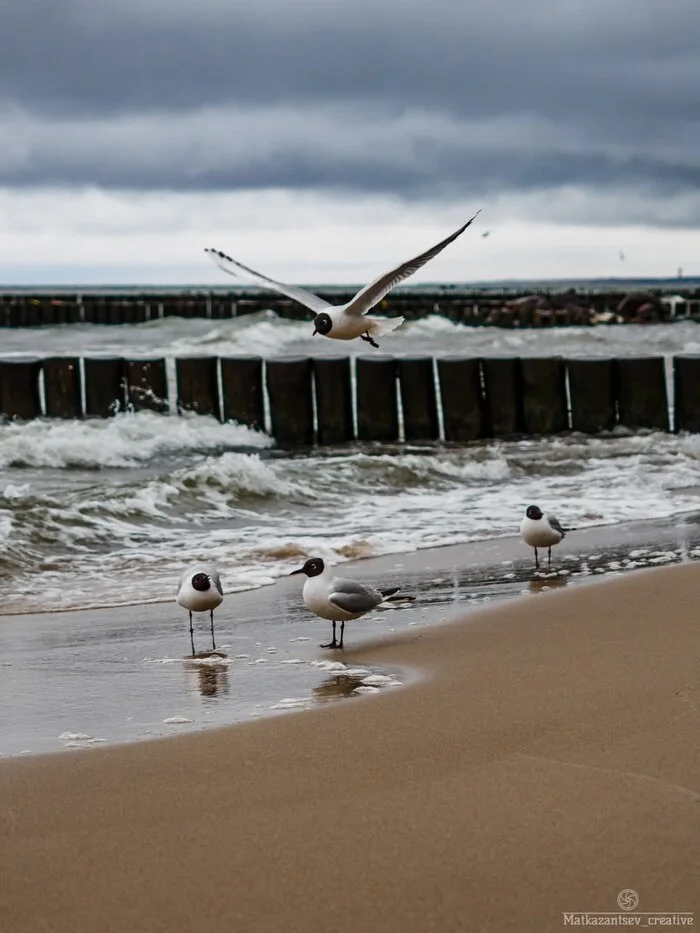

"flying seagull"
[205,212,480,347]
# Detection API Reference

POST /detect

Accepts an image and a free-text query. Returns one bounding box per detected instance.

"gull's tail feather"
[379,587,414,603]
[368,316,405,337]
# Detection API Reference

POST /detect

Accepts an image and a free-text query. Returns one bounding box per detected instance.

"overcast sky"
[1,0,698,285]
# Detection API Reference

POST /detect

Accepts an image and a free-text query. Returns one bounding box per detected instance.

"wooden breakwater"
[2,355,700,442]
[1,287,700,327]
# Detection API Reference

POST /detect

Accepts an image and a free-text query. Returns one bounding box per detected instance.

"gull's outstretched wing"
[205,247,332,316]
[343,211,481,317]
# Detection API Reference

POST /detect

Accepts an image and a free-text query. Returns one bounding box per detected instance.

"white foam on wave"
[311,660,349,673]
[168,312,311,358]
[270,697,310,710]
[8,428,700,614]
[49,450,311,532]
[1,308,698,354]
[0,409,271,470]
[180,452,315,501]
[361,674,398,687]
[2,483,31,500]
[5,452,315,554]
[188,655,232,667]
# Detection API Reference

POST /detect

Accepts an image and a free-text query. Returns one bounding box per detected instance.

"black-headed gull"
[290,557,408,649]
[520,505,567,569]
[205,212,480,347]
[176,564,223,656]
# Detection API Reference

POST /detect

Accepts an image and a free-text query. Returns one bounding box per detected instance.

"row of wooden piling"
[2,355,700,441]
[0,295,239,327]
[2,289,699,328]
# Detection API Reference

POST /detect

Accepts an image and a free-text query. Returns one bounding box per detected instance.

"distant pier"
[1,285,700,327]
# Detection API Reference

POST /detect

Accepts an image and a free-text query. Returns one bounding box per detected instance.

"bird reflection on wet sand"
[313,674,369,703]
[184,653,230,698]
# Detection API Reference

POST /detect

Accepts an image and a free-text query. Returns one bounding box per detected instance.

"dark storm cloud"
[1,0,699,223]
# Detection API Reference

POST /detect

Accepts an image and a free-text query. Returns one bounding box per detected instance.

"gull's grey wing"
[328,576,382,614]
[343,211,481,317]
[209,568,224,595]
[205,247,332,315]
[548,515,567,537]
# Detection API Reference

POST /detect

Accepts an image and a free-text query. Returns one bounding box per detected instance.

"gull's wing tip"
[205,247,231,261]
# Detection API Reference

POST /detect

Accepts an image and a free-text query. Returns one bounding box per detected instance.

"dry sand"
[1,562,699,932]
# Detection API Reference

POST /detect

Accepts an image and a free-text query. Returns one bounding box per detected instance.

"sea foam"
[0,409,271,470]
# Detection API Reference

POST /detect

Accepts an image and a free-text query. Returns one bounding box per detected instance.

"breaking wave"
[4,428,700,613]
[0,409,271,470]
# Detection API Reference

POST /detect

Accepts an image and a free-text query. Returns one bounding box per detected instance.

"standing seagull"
[205,212,480,347]
[290,557,408,649]
[176,564,224,656]
[520,505,567,570]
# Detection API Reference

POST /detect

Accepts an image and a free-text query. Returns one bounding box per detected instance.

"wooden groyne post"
[0,355,684,449]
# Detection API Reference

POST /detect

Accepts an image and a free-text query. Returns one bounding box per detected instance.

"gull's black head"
[290,557,325,578]
[191,572,211,592]
[312,313,332,337]
[525,505,543,520]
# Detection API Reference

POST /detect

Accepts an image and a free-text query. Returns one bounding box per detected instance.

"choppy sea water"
[1,313,700,615]
[2,309,700,359]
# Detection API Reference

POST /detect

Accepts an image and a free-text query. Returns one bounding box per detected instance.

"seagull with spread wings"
[205,211,480,347]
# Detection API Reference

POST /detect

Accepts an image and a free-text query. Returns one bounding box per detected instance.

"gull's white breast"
[328,309,372,340]
[177,580,223,613]
[520,516,562,548]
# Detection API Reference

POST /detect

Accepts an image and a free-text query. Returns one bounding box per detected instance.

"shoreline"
[1,561,698,931]
[2,509,700,619]
[3,511,700,758]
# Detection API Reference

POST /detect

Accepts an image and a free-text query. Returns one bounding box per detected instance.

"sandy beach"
[1,561,699,932]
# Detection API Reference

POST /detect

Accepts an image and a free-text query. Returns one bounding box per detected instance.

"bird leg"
[321,621,339,649]
[189,610,196,657]
[360,332,379,348]
[534,547,539,570]
[547,546,552,566]
[338,620,345,650]
[210,609,217,651]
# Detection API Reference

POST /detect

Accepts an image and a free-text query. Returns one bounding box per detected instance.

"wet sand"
[1,561,699,932]
[3,513,700,756]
